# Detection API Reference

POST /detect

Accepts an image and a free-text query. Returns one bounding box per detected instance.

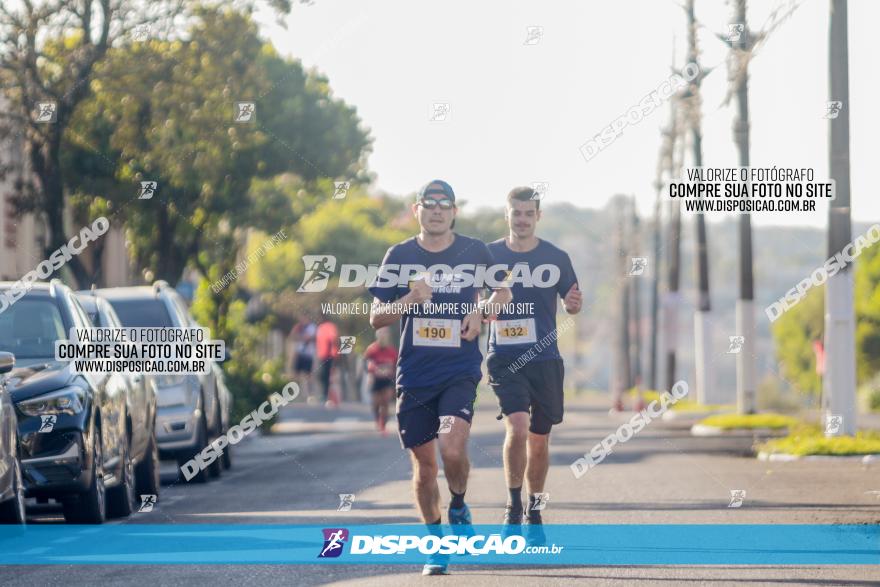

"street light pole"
[685,0,714,405]
[731,0,757,414]
[824,0,856,436]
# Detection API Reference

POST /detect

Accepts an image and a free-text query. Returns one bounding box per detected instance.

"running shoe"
[525,511,547,546]
[448,503,472,525]
[422,552,450,576]
[503,504,523,525]
[502,504,524,539]
[448,503,475,537]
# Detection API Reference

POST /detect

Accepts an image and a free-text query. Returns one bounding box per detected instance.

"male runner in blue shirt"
[369,179,510,576]
[486,186,582,543]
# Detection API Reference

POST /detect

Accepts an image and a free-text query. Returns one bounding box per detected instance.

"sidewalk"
[271,400,385,435]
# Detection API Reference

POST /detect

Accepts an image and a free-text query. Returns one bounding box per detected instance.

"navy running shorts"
[487,353,564,435]
[396,375,479,449]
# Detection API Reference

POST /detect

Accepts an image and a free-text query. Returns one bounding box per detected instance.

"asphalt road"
[4,393,879,586]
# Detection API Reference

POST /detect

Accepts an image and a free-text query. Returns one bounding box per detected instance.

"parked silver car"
[76,292,161,498]
[92,282,232,483]
[0,351,25,524]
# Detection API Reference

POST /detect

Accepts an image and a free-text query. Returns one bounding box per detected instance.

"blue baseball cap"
[418,179,455,202]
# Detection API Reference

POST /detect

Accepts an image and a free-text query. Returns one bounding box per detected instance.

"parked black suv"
[0,281,135,523]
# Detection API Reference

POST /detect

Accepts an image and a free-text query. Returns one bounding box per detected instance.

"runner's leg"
[319,361,331,402]
[488,353,533,522]
[525,429,550,545]
[437,415,471,495]
[302,371,311,402]
[503,411,529,502]
[409,441,441,523]
[371,389,381,428]
[526,431,550,494]
[379,387,393,430]
[524,360,562,499]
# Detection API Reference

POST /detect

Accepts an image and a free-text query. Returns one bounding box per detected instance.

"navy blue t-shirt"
[368,234,496,389]
[487,238,578,361]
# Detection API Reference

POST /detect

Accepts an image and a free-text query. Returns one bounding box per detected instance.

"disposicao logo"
[318,528,349,558]
[297,256,561,291]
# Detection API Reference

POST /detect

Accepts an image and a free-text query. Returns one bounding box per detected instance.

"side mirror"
[0,352,15,375]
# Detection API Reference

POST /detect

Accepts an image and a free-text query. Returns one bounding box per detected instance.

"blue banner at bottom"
[0,525,877,565]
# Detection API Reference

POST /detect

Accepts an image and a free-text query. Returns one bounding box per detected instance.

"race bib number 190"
[413,318,461,348]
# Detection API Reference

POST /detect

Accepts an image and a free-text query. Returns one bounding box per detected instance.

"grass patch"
[758,424,880,456]
[636,390,732,413]
[697,413,799,430]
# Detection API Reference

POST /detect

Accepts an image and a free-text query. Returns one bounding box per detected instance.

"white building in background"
[0,122,43,281]
[0,93,131,285]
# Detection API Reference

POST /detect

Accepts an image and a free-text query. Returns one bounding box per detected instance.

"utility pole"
[612,196,632,410]
[630,195,645,409]
[684,0,714,404]
[730,0,757,414]
[649,119,673,392]
[824,0,856,436]
[649,181,662,392]
[663,109,683,395]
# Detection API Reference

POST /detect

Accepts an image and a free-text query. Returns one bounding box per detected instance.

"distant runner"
[364,327,398,435]
[486,186,581,544]
[315,311,339,408]
[369,179,510,576]
[289,314,317,403]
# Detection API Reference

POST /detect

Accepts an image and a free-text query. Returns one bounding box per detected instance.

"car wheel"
[135,422,161,498]
[207,403,222,479]
[207,450,222,478]
[63,428,106,524]
[0,455,26,524]
[106,436,136,518]
[178,411,208,484]
[221,439,232,470]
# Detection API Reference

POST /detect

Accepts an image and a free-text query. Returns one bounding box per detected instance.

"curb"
[662,410,727,421]
[757,451,879,463]
[691,424,789,437]
[758,451,880,465]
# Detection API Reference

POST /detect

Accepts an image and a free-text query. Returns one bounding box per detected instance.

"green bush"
[698,413,800,430]
[758,424,880,456]
[634,389,731,413]
[191,280,285,427]
[757,375,803,413]
[858,373,880,413]
[772,232,880,400]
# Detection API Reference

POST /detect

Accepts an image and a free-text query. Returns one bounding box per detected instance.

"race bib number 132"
[494,318,537,344]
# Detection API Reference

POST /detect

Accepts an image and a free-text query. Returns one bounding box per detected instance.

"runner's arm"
[476,241,511,319]
[370,273,431,329]
[478,286,512,320]
[563,283,582,314]
[559,252,581,314]
[369,292,417,329]
[462,286,510,339]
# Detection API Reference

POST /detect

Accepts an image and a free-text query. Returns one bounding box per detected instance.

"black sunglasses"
[418,198,454,210]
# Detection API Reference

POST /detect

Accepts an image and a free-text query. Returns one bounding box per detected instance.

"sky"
[255,0,879,228]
